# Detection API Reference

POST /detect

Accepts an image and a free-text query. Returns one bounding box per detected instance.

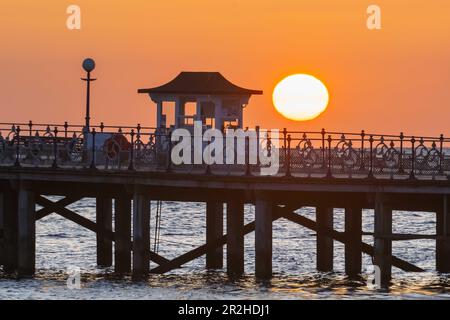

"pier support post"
[3,190,18,273]
[0,194,4,266]
[96,196,113,267]
[206,200,223,269]
[374,193,392,287]
[436,195,450,273]
[17,187,36,277]
[255,197,273,279]
[114,195,132,274]
[132,190,150,279]
[345,207,362,277]
[316,206,334,272]
[226,200,244,277]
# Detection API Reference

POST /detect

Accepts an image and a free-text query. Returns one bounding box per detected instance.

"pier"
[0,122,449,287]
[0,64,449,288]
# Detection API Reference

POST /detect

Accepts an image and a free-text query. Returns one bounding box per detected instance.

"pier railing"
[0,122,449,179]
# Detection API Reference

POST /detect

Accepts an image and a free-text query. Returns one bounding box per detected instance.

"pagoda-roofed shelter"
[138,72,263,131]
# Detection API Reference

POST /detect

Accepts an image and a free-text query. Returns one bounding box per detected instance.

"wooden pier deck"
[0,122,449,287]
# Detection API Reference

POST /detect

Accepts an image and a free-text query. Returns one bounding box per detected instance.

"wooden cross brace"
[35,195,169,266]
[34,196,423,274]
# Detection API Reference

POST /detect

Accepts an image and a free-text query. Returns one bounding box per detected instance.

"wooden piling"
[255,198,273,279]
[114,195,132,274]
[436,195,450,273]
[132,190,150,279]
[96,196,113,267]
[3,190,18,273]
[316,206,334,272]
[374,193,393,287]
[17,187,36,276]
[206,200,223,269]
[345,207,362,276]
[0,194,4,266]
[226,200,244,277]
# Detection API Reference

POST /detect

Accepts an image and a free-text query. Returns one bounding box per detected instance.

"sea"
[0,198,449,300]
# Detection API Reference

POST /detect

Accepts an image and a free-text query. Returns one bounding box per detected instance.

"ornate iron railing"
[0,122,449,179]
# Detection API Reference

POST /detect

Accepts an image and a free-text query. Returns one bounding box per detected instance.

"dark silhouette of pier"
[0,122,449,287]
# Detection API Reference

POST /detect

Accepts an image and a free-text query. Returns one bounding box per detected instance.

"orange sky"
[1,0,450,136]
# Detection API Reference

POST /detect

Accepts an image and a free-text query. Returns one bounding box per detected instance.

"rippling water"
[0,198,449,299]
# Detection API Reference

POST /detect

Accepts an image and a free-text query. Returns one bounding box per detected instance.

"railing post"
[14,126,21,167]
[137,124,141,136]
[166,131,172,173]
[282,128,287,168]
[205,163,212,175]
[410,137,416,179]
[205,126,212,175]
[64,122,68,138]
[286,134,291,177]
[90,128,97,170]
[360,130,365,171]
[321,128,326,169]
[326,135,332,178]
[100,122,105,133]
[52,127,58,169]
[128,129,135,171]
[28,121,33,138]
[368,135,374,179]
[255,126,260,167]
[439,134,444,175]
[205,140,212,175]
[245,135,251,176]
[399,132,404,174]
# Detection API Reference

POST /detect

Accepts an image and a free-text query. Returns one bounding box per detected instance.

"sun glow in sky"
[1,1,450,135]
[273,74,329,121]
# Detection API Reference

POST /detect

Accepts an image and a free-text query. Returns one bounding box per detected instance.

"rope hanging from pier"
[153,200,163,254]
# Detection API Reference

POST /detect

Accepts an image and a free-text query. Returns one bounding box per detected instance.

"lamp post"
[81,58,96,132]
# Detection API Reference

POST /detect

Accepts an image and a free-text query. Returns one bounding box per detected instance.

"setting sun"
[272,74,329,121]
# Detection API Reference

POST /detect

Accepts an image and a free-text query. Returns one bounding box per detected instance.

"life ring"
[104,134,131,160]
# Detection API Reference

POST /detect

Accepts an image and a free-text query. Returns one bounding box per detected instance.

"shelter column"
[214,100,223,131]
[156,101,163,128]
[238,99,245,128]
[196,99,203,123]
[175,98,184,128]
